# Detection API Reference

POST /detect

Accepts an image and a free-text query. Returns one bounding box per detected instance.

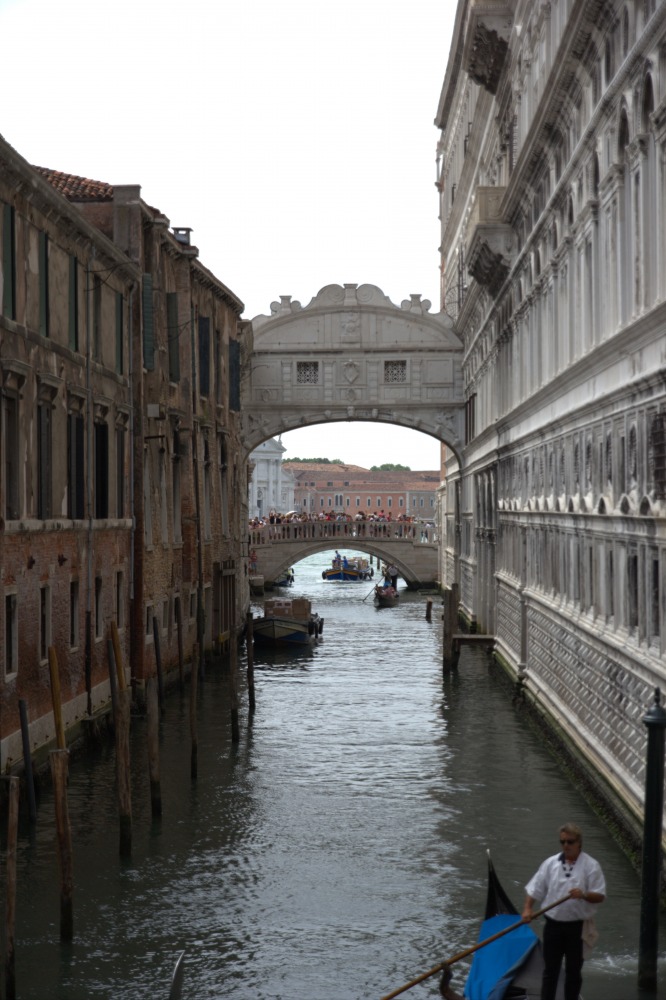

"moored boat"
[253,596,323,647]
[374,584,399,607]
[322,553,373,582]
[274,567,295,587]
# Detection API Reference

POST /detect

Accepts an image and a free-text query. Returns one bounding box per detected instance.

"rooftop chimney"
[172,227,192,245]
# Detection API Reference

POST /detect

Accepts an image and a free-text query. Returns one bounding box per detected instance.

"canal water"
[3,551,662,999]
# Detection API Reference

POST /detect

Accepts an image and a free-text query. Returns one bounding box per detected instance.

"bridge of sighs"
[240,282,466,587]
[240,283,465,456]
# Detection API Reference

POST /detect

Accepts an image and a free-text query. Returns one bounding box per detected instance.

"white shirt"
[525,850,606,922]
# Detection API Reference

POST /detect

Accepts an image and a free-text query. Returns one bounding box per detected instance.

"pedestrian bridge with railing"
[248,519,439,589]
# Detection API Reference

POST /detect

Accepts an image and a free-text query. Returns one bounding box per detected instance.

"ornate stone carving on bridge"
[243,283,465,458]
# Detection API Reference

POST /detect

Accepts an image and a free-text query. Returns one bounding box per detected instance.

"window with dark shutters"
[167,292,180,382]
[229,339,240,411]
[39,232,49,337]
[37,403,52,519]
[68,412,85,519]
[142,273,154,370]
[115,292,124,374]
[4,393,19,520]
[116,426,125,517]
[68,255,79,351]
[2,203,16,321]
[93,275,102,361]
[94,422,109,519]
[199,316,210,396]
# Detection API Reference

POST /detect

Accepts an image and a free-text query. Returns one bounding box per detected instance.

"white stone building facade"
[437,0,666,838]
[248,437,295,517]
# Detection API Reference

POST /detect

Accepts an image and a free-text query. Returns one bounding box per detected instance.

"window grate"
[384,360,407,383]
[297,361,319,384]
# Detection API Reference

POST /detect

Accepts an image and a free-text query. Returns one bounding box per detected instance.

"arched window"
[622,7,630,58]
[618,108,630,159]
[592,153,600,197]
[642,74,654,133]
[628,424,638,488]
[605,37,615,85]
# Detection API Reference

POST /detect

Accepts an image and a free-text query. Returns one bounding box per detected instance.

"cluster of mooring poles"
[436,580,665,995]
[2,619,256,1000]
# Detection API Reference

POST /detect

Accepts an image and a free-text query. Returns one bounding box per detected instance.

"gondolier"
[523,822,605,1000]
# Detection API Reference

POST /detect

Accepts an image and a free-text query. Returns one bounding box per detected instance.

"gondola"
[374,584,399,607]
[443,856,568,1000]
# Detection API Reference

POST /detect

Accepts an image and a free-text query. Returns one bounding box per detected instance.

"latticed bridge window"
[384,360,407,383]
[296,361,319,384]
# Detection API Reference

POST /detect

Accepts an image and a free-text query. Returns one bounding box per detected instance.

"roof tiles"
[33,167,113,202]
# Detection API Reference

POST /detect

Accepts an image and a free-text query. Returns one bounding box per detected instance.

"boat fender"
[370,568,374,578]
[322,572,327,580]
[308,620,315,635]
[318,618,324,634]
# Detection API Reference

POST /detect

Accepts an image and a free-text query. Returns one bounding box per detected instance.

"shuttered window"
[37,403,52,519]
[4,393,19,519]
[142,273,154,370]
[2,203,16,320]
[67,413,85,519]
[68,255,79,351]
[115,292,124,374]
[167,292,180,382]
[198,315,210,396]
[229,339,240,411]
[93,275,102,360]
[39,232,49,337]
[94,422,109,519]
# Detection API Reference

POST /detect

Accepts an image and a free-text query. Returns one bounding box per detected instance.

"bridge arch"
[249,521,439,589]
[240,283,465,461]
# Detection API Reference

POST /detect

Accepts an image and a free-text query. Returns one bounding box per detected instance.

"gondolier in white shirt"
[522,822,606,1000]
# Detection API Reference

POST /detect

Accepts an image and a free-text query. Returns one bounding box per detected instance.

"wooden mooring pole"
[176,596,185,691]
[17,699,37,823]
[48,646,66,750]
[110,628,132,856]
[49,750,73,941]
[152,616,166,714]
[190,642,199,781]
[425,598,433,622]
[246,611,256,714]
[4,775,19,999]
[230,633,240,743]
[116,686,132,858]
[146,676,162,819]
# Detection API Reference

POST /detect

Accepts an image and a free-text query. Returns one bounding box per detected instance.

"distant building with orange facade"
[284,462,441,519]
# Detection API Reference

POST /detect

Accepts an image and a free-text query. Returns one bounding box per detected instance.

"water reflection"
[7,550,664,999]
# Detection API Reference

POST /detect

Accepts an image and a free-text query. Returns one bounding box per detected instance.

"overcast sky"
[1,0,456,470]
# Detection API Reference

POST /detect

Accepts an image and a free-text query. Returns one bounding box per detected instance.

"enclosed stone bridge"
[248,520,439,589]
[240,283,465,460]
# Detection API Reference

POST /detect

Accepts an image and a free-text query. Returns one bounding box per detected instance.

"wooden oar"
[380,893,572,1000]
[362,584,377,601]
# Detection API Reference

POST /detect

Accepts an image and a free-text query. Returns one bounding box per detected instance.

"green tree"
[370,463,411,471]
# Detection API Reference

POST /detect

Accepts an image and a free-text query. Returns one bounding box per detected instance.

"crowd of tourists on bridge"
[248,509,436,545]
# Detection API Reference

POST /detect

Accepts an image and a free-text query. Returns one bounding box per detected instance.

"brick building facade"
[1,138,139,768]
[1,136,247,771]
